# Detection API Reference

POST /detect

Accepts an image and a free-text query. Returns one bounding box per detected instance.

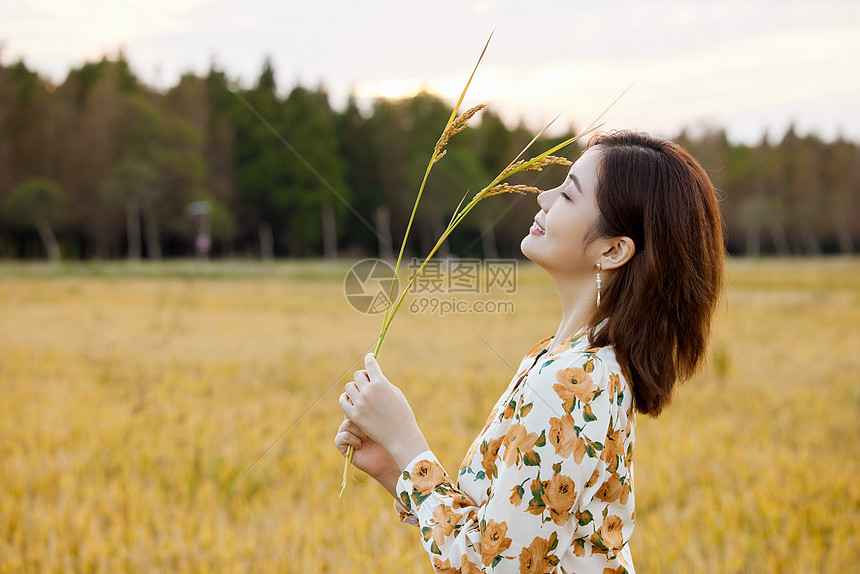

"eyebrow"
[568,173,583,195]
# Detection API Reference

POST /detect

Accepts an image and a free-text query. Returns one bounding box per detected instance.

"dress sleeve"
[395,350,634,573]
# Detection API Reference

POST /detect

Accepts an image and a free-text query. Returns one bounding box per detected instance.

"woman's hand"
[338,353,430,471]
[334,418,401,496]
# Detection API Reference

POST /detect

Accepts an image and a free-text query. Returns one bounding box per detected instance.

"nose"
[537,187,557,212]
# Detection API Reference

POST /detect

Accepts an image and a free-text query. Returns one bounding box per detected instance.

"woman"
[336,131,724,573]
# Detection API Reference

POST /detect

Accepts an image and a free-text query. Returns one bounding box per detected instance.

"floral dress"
[395,331,636,574]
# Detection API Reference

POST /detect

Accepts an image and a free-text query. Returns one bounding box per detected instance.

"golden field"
[1,258,858,573]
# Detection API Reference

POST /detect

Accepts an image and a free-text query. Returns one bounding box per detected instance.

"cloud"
[1,0,858,142]
[1,0,210,74]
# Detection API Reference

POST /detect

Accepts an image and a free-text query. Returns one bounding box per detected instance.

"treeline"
[1,54,858,261]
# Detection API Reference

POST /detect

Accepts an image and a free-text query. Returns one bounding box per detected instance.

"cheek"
[547,210,576,241]
[549,213,592,255]
[546,207,563,230]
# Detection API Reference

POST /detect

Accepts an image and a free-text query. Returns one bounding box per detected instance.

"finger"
[338,417,353,433]
[339,418,368,440]
[344,382,364,406]
[364,353,385,380]
[353,370,369,387]
[344,381,360,395]
[334,430,362,454]
[338,392,355,415]
[334,429,364,448]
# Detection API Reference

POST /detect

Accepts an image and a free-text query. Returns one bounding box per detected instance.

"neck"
[548,271,599,351]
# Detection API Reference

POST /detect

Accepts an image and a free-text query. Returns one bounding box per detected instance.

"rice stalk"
[373,123,597,349]
[341,32,493,498]
[482,183,544,198]
[375,32,493,358]
[433,103,488,163]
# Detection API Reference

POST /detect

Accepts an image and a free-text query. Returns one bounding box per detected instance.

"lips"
[530,219,546,235]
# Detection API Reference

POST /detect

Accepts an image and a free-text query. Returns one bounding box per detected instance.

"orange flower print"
[553,366,595,410]
[432,557,458,573]
[607,371,621,399]
[411,459,448,496]
[601,427,624,464]
[575,508,595,527]
[510,483,524,506]
[547,413,586,462]
[549,337,573,355]
[461,555,483,574]
[502,423,539,467]
[450,492,475,509]
[481,435,504,476]
[599,514,624,553]
[431,504,459,547]
[462,436,482,470]
[482,403,502,430]
[543,474,577,526]
[595,472,629,504]
[525,336,552,358]
[481,518,512,566]
[518,535,553,574]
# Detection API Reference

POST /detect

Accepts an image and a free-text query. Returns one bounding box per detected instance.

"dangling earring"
[595,263,602,307]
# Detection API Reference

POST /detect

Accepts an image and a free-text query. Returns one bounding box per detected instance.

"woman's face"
[521,146,604,275]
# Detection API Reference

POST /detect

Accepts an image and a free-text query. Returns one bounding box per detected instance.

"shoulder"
[528,340,631,411]
[588,345,628,390]
[524,336,553,359]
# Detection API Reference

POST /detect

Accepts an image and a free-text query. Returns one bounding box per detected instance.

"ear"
[598,236,635,271]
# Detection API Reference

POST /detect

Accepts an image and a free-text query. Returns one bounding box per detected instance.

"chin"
[520,235,531,256]
[520,235,539,264]
[521,236,562,275]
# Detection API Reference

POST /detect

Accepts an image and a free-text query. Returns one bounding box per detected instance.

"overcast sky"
[2,0,859,144]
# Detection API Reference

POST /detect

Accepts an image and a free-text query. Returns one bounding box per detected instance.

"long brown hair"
[586,131,725,416]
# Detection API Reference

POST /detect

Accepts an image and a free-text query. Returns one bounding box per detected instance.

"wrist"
[389,431,431,471]
[377,464,402,498]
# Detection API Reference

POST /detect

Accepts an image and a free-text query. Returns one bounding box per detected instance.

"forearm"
[388,430,431,472]
[376,466,401,498]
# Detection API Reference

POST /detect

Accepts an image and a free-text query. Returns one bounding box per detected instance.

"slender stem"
[342,32,494,498]
[375,126,601,351]
[375,32,493,358]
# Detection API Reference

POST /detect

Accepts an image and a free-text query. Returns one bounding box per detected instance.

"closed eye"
[560,192,572,201]
[568,173,583,195]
